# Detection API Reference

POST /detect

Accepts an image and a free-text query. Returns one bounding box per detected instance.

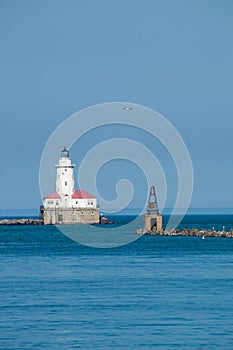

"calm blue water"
[0,215,233,349]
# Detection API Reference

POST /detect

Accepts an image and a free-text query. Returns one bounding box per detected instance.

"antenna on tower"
[147,185,159,215]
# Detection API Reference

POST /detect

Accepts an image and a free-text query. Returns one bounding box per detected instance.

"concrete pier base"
[42,207,100,225]
[143,213,163,233]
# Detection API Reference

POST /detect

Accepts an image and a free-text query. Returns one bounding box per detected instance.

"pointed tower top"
[61,146,69,158]
[147,185,159,215]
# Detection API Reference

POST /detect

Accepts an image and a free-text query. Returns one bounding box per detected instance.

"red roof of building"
[72,190,96,199]
[44,192,61,199]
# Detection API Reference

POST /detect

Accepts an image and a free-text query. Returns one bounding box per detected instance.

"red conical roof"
[72,190,96,199]
[44,192,61,199]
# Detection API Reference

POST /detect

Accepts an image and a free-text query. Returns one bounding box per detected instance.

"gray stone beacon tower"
[143,185,162,233]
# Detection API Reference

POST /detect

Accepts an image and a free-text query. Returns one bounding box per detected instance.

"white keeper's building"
[41,147,99,224]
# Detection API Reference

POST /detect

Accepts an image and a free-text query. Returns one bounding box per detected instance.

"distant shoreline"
[1,207,233,212]
[0,212,233,221]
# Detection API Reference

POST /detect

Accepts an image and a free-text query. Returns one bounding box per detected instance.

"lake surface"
[0,215,233,349]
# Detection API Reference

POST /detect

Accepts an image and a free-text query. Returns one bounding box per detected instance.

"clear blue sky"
[0,0,233,210]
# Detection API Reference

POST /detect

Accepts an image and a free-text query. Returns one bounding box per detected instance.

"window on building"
[65,168,67,172]
[65,181,67,186]
[76,201,78,204]
[91,201,93,205]
[81,211,84,215]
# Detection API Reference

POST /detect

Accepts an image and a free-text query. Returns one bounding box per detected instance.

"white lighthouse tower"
[55,147,75,207]
[42,147,99,224]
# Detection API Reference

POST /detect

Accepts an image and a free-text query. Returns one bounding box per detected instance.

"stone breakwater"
[0,220,232,237]
[140,228,233,238]
[0,219,43,225]
[0,218,115,225]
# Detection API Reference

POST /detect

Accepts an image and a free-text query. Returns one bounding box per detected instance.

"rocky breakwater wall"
[0,219,43,225]
[142,228,233,238]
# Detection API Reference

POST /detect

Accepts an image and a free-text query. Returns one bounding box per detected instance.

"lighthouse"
[42,148,99,224]
[55,147,75,207]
